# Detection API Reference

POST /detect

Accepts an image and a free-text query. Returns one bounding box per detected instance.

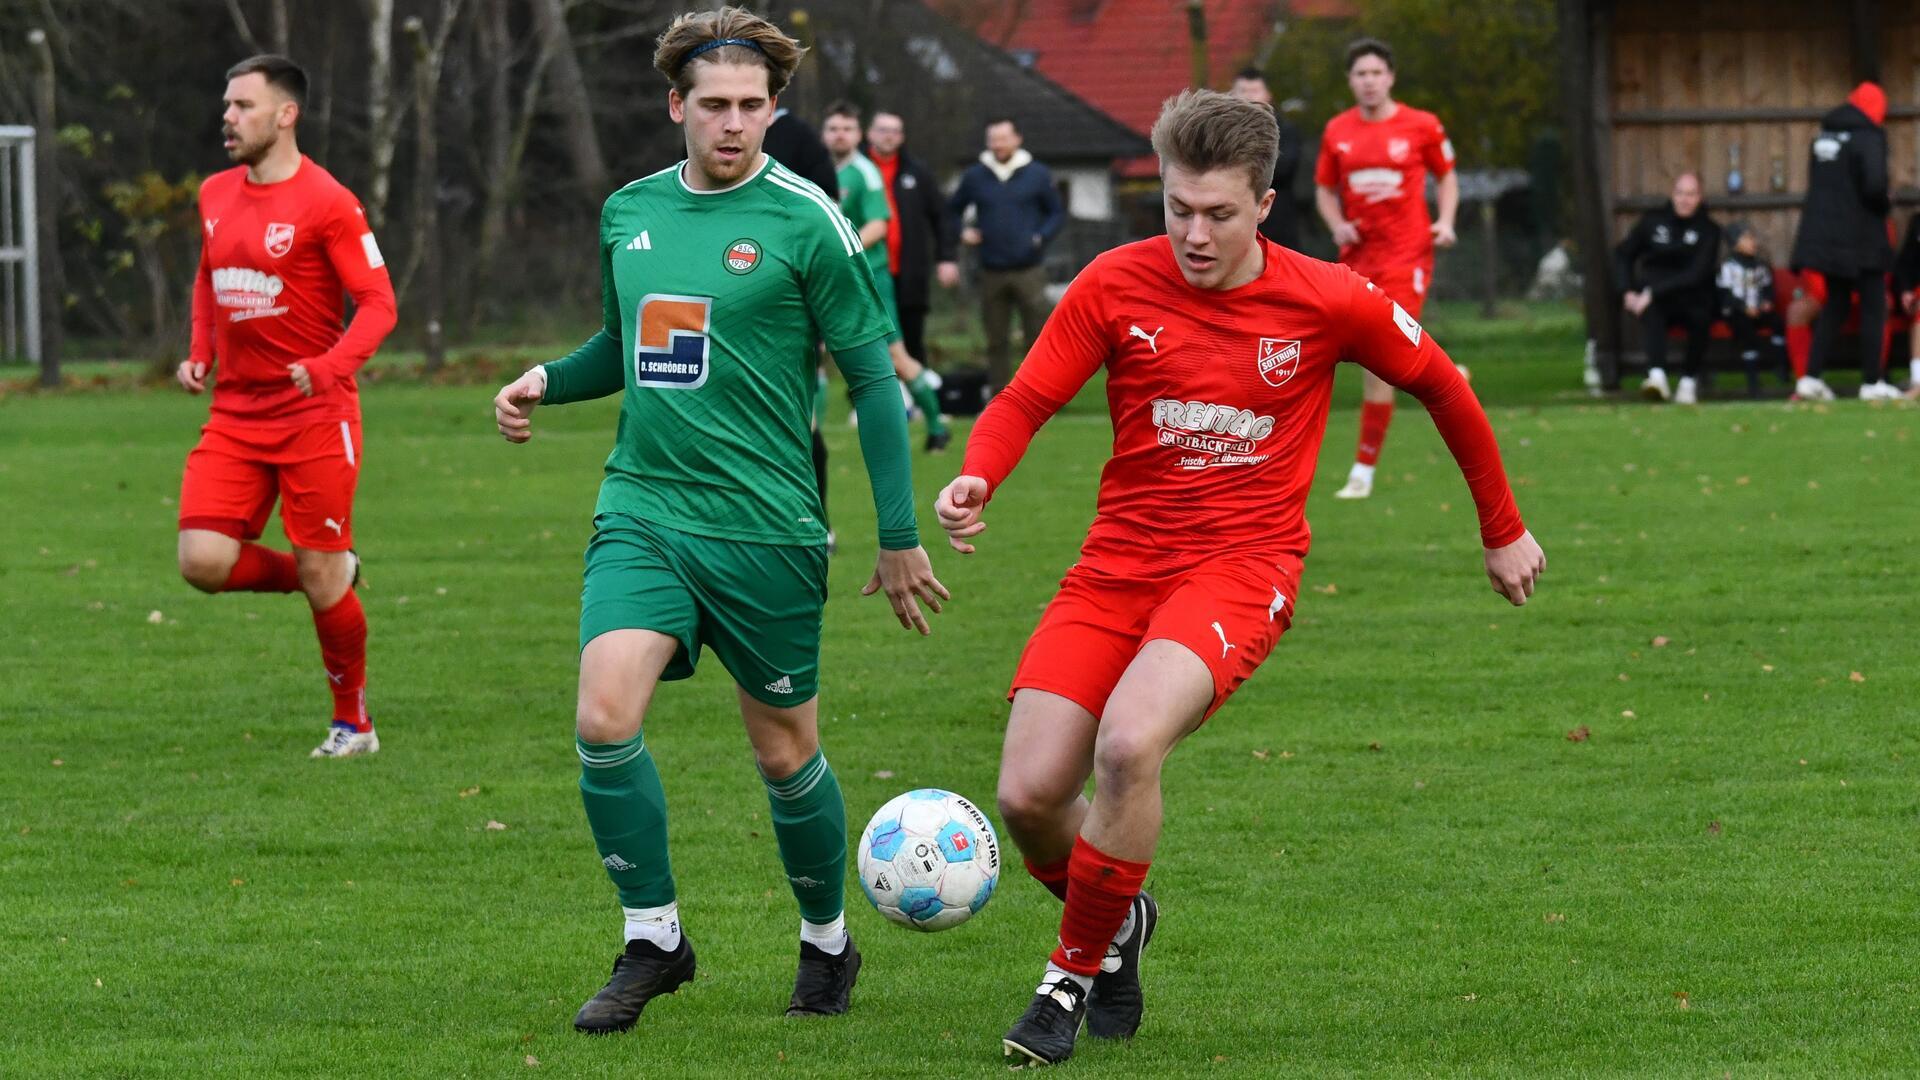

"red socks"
[312,590,370,730]
[1025,855,1070,902]
[1787,325,1811,379]
[1355,400,1394,467]
[221,543,301,593]
[1050,836,1150,976]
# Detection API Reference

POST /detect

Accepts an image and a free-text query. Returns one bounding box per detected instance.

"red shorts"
[1368,261,1433,318]
[179,419,361,551]
[1010,553,1304,720]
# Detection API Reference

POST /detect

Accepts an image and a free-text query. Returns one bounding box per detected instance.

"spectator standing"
[1789,82,1899,401]
[866,110,956,368]
[940,117,1065,391]
[1228,67,1303,249]
[1614,172,1720,404]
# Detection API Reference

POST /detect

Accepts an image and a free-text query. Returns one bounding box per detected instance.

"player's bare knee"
[575,697,642,745]
[178,550,231,592]
[294,550,349,604]
[1092,726,1163,790]
[996,780,1063,838]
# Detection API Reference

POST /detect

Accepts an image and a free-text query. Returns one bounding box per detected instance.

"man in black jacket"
[866,110,956,368]
[940,117,1065,390]
[1895,211,1920,397]
[1615,172,1721,403]
[1789,82,1899,401]
[1228,68,1303,249]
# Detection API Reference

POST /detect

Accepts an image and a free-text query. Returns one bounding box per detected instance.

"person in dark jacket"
[1228,68,1303,249]
[1892,210,1920,396]
[1715,223,1785,397]
[1615,172,1721,403]
[1789,82,1898,400]
[939,117,1065,390]
[866,110,956,367]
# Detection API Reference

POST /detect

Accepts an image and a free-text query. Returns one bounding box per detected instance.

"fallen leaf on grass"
[872,770,894,780]
[1278,750,1295,759]
[459,786,481,798]
[1368,741,1383,752]
[1544,913,1566,924]
[1798,759,1809,766]
[1761,664,1774,673]
[1673,991,1690,1010]
[1707,820,1722,836]
[1849,671,1866,683]
[524,1055,540,1067]
[230,878,245,887]
[146,610,164,624]
[51,758,63,766]
[485,820,508,831]
[1652,636,1670,647]
[1251,749,1270,761]
[1461,993,1478,1002]
[1313,583,1338,595]
[93,978,102,988]
[1566,726,1591,742]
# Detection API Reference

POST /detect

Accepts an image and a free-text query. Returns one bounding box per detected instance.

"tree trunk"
[1185,0,1209,89]
[313,12,338,163]
[363,0,397,230]
[28,28,61,387]
[475,0,553,318]
[403,4,462,372]
[269,0,290,54]
[531,0,608,202]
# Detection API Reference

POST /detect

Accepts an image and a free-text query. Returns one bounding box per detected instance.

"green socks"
[908,371,948,437]
[761,749,847,925]
[578,734,676,909]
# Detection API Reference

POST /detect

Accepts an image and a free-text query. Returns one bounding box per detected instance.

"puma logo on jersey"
[1212,621,1237,659]
[1129,325,1164,353]
[323,518,345,536]
[625,231,654,251]
[205,218,218,237]
[1060,946,1083,961]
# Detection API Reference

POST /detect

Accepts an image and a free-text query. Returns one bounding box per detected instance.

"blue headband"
[683,38,766,66]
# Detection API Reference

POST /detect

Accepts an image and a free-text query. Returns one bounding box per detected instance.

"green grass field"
[6,306,1919,1076]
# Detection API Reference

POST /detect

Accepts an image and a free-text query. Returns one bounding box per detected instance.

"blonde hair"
[1149,89,1278,196]
[653,6,806,98]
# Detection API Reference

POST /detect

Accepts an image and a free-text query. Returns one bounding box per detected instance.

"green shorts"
[580,513,828,706]
[873,266,904,346]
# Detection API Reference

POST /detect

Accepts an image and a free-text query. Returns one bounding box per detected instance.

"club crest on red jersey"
[264,222,296,258]
[1256,338,1301,387]
[1388,137,1410,163]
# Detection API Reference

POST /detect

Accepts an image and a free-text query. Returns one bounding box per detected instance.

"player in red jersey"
[1315,37,1461,500]
[934,90,1543,1067]
[174,55,397,758]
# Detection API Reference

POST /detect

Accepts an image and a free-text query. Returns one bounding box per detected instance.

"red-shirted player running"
[934,90,1543,1068]
[174,55,397,759]
[1315,37,1461,500]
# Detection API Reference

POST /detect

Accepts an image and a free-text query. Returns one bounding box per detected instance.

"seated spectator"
[1615,173,1721,404]
[1716,223,1786,397]
[1895,210,1920,397]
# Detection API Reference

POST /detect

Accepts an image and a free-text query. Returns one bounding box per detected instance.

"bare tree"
[474,0,555,305]
[531,0,608,201]
[361,0,399,229]
[28,28,62,385]
[401,0,466,370]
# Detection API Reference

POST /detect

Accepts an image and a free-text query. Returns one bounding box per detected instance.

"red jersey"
[1314,104,1455,277]
[961,237,1523,576]
[871,150,904,275]
[190,156,396,428]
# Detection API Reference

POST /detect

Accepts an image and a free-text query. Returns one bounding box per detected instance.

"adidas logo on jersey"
[764,675,794,695]
[625,231,653,251]
[603,853,638,871]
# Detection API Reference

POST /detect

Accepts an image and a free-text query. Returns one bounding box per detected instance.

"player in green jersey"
[490,6,948,1035]
[821,101,952,452]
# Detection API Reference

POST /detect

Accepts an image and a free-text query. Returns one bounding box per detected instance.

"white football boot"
[1674,376,1698,405]
[311,723,380,759]
[1640,367,1671,401]
[1334,463,1374,500]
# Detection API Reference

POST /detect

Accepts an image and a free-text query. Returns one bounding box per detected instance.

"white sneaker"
[1334,464,1374,500]
[1795,375,1836,401]
[1674,376,1698,405]
[1859,380,1900,401]
[1640,368,1671,401]
[311,723,379,759]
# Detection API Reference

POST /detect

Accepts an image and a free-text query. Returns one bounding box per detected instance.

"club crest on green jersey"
[633,293,712,389]
[723,238,762,276]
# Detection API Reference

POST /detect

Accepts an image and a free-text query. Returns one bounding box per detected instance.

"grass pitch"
[5,305,1919,1076]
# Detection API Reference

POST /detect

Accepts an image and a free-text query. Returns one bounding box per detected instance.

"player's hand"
[862,546,950,635]
[288,362,316,397]
[1330,220,1361,247]
[176,360,209,394]
[1484,529,1544,606]
[933,475,990,554]
[493,367,546,443]
[1903,290,1919,315]
[937,261,960,288]
[961,226,982,247]
[1431,220,1458,247]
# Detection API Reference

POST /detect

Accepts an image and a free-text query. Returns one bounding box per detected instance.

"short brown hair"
[226,54,308,113]
[1345,37,1393,72]
[822,99,861,124]
[653,6,806,98]
[1149,89,1277,196]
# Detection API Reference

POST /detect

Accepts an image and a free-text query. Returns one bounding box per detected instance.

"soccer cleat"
[1674,376,1698,405]
[1002,975,1089,1068]
[786,938,861,1017]
[1640,368,1671,401]
[1795,375,1836,402]
[573,936,697,1034]
[1859,380,1901,401]
[346,548,363,589]
[924,429,951,454]
[310,722,379,759]
[1333,469,1373,500]
[1086,890,1158,1040]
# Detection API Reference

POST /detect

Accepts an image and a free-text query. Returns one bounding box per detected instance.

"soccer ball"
[857,788,1001,931]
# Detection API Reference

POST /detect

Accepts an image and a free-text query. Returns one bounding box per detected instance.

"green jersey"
[542,155,904,548]
[836,152,892,281]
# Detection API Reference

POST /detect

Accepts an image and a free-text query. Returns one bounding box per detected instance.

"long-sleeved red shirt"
[961,235,1524,576]
[191,156,396,428]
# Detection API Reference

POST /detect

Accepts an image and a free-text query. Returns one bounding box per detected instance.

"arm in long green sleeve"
[541,222,626,405]
[835,337,920,550]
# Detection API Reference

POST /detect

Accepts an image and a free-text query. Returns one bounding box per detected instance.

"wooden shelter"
[1557,0,1920,385]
